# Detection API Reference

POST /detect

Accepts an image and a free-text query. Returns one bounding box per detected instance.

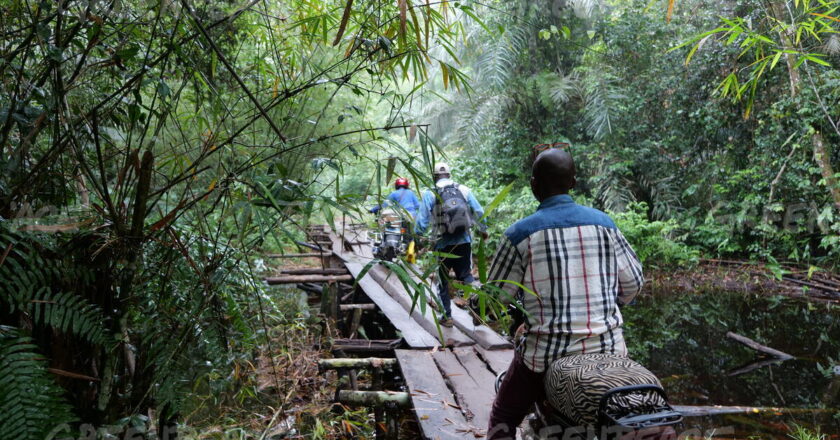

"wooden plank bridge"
[269,223,514,439]
[265,224,822,439]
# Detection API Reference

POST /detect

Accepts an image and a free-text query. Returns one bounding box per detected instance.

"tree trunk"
[812,132,840,212]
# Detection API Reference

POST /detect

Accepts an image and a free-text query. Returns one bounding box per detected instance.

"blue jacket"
[370,188,421,218]
[415,179,485,250]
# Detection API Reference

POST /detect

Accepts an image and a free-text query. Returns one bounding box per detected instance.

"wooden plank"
[395,350,478,440]
[432,349,498,437]
[345,226,510,350]
[265,274,353,285]
[472,346,514,376]
[342,259,439,348]
[337,226,475,347]
[279,268,349,275]
[448,300,513,350]
[264,252,332,258]
[370,265,475,347]
[333,338,401,354]
[451,348,499,429]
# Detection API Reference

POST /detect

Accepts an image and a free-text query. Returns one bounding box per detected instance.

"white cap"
[433,162,451,175]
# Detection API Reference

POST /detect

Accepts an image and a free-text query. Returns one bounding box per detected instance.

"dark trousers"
[437,243,474,318]
[487,352,546,440]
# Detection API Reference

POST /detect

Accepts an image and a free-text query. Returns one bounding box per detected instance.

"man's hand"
[480,230,489,240]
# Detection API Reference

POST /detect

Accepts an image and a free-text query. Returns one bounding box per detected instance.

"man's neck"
[538,190,568,202]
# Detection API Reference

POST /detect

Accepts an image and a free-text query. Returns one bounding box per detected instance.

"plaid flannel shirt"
[487,194,644,373]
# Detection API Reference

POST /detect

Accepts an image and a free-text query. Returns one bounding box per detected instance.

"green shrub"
[610,202,699,269]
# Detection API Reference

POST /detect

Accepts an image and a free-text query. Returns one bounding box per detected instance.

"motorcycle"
[369,208,416,263]
[495,353,682,440]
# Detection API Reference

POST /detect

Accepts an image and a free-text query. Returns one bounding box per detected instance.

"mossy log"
[337,390,410,408]
[318,357,397,371]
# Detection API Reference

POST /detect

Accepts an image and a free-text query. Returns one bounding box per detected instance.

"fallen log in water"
[725,332,794,360]
[337,390,410,408]
[727,357,787,377]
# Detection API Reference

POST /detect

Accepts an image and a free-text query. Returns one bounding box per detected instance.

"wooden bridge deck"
[277,224,788,439]
[325,224,515,439]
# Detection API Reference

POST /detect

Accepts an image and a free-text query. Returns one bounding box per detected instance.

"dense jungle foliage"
[0,0,838,438]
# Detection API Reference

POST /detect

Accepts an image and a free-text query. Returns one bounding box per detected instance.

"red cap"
[395,177,410,189]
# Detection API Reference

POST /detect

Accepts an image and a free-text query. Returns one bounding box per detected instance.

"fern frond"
[0,326,76,440]
[30,289,107,345]
[0,230,107,345]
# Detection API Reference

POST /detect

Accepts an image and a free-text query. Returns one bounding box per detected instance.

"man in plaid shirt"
[486,149,644,439]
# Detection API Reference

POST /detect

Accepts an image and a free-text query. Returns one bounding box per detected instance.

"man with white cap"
[415,162,487,327]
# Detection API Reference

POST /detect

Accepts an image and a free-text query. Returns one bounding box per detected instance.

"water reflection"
[623,291,840,437]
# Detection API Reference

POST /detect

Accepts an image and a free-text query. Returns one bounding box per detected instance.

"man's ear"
[569,176,577,191]
[530,176,541,202]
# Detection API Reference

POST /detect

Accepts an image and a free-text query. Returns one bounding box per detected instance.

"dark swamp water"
[623,290,840,438]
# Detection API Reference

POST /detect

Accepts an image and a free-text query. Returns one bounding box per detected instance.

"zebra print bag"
[543,353,666,427]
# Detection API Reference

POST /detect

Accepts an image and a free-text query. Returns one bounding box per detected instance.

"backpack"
[437,184,472,235]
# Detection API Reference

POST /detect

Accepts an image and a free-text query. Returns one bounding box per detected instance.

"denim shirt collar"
[537,194,574,211]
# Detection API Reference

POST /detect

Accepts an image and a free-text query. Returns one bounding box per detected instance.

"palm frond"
[568,0,603,20]
[474,27,528,90]
[534,71,579,107]
[454,94,511,147]
[581,75,623,141]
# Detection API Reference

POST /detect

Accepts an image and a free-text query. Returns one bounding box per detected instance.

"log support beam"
[337,390,410,408]
[318,357,397,371]
[265,274,352,285]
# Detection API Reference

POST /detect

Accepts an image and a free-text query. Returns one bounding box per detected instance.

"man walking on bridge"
[415,162,486,327]
[485,149,644,439]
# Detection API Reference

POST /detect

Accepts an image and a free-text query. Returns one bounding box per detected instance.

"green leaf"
[479,181,514,223]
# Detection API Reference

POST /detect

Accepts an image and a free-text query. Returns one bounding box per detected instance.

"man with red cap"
[370,177,421,218]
